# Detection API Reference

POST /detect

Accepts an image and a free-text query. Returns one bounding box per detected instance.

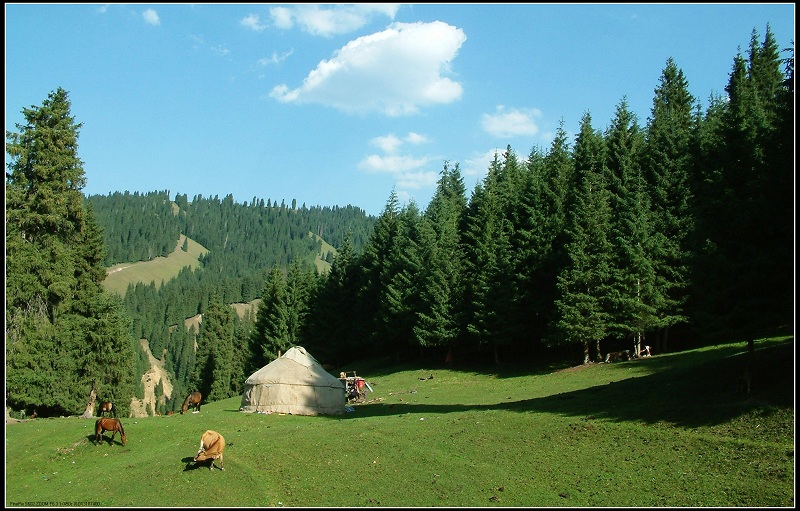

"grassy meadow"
[5,336,794,507]
[103,235,209,297]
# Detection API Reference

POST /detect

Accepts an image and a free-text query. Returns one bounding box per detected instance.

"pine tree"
[461,149,518,363]
[191,298,235,401]
[527,121,575,348]
[6,87,136,416]
[551,112,614,363]
[604,98,657,354]
[249,266,291,369]
[641,58,696,352]
[413,163,467,357]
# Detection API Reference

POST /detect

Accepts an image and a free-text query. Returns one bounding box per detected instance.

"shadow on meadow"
[343,338,793,430]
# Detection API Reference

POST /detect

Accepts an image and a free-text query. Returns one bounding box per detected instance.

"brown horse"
[98,401,117,418]
[95,418,126,446]
[181,392,202,414]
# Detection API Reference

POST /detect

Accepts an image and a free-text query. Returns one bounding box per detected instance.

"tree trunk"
[583,341,590,364]
[80,381,98,419]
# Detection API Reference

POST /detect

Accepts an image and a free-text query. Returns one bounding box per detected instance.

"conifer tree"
[461,149,518,363]
[249,266,290,369]
[382,202,425,359]
[641,58,696,352]
[552,112,614,363]
[604,98,657,354]
[191,298,235,401]
[413,163,467,357]
[6,87,135,416]
[305,233,359,365]
[528,121,575,348]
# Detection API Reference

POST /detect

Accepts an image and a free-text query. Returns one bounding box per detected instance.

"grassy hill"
[103,234,208,297]
[5,336,793,507]
[103,232,335,298]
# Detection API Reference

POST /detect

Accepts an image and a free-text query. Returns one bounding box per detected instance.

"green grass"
[6,336,794,507]
[103,232,334,297]
[103,234,208,297]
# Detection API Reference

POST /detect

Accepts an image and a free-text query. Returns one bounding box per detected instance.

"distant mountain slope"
[103,234,209,297]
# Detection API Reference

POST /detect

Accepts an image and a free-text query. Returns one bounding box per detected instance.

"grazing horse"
[95,418,126,446]
[193,430,225,471]
[181,392,202,414]
[98,401,117,418]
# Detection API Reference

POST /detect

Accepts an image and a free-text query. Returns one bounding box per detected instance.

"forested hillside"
[6,25,793,419]
[85,190,376,413]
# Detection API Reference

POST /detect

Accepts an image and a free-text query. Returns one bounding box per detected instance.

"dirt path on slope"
[129,339,174,418]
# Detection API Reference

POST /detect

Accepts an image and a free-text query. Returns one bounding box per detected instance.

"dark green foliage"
[688,25,793,340]
[191,298,236,401]
[552,112,614,363]
[6,87,135,417]
[604,99,658,351]
[461,149,519,363]
[640,58,696,351]
[249,266,291,369]
[413,163,467,355]
[89,190,181,265]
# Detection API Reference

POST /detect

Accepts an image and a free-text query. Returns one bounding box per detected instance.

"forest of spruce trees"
[6,25,793,418]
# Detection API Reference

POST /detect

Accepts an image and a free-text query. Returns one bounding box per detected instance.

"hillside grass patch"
[103,235,208,297]
[5,336,793,507]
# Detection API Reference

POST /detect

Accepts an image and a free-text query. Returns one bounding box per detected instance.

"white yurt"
[240,346,345,416]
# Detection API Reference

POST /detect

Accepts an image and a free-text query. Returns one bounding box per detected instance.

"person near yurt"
[240,346,345,416]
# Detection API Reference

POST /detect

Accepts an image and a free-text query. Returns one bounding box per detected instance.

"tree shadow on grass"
[341,338,793,429]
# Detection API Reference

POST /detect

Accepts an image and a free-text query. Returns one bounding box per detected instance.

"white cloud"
[370,132,428,154]
[258,49,295,66]
[269,4,400,37]
[405,132,428,145]
[396,170,439,191]
[212,45,230,57]
[270,6,294,30]
[240,14,267,32]
[270,21,466,116]
[358,154,431,174]
[482,106,542,138]
[142,9,160,26]
[463,148,506,178]
[370,134,403,154]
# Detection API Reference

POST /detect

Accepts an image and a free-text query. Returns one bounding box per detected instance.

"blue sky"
[5,3,795,217]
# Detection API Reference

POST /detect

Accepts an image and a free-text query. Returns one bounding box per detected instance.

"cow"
[193,430,226,471]
[604,350,631,363]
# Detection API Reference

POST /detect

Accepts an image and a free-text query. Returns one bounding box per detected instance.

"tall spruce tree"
[414,163,467,358]
[190,298,236,401]
[530,121,575,348]
[357,190,402,358]
[6,87,136,416]
[461,149,518,363]
[552,112,614,364]
[701,25,794,338]
[249,265,290,369]
[383,202,425,360]
[641,58,696,352]
[604,98,657,354]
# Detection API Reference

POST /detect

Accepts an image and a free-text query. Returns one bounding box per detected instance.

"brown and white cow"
[194,430,226,471]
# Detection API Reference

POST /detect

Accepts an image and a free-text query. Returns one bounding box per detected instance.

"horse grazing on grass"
[98,401,117,418]
[95,418,126,446]
[193,430,225,471]
[181,392,202,414]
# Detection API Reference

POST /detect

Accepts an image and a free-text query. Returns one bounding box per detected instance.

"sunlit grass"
[5,336,793,507]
